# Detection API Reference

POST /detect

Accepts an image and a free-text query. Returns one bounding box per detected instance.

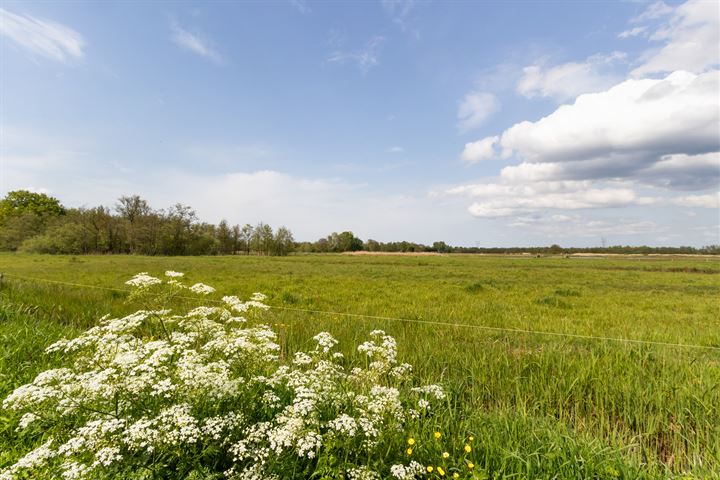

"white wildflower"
[189,283,216,295]
[125,272,162,288]
[313,332,338,354]
[164,270,185,277]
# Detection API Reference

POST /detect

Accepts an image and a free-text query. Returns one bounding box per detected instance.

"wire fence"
[1,272,719,352]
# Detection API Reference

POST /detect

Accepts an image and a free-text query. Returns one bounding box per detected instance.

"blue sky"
[1,0,718,246]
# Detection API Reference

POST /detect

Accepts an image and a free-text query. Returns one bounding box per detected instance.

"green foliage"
[0,190,65,223]
[0,194,294,257]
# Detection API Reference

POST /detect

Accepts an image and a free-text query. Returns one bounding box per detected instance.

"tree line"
[1,190,717,256]
[0,191,294,256]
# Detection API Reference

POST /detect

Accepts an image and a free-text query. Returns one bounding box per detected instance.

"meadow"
[1,253,719,479]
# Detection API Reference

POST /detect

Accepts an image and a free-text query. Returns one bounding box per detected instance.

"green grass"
[1,253,719,478]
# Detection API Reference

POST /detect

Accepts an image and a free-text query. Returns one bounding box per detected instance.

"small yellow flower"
[427,466,434,473]
[464,444,472,453]
[406,448,413,455]
[434,431,442,439]
[453,474,460,479]
[467,462,474,469]
[442,451,450,459]
[438,467,446,476]
[469,435,474,442]
[408,438,416,446]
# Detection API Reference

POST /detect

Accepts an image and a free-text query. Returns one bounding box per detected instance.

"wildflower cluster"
[396,431,479,479]
[1,272,448,479]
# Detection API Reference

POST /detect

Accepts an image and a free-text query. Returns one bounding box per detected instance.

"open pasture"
[1,253,719,478]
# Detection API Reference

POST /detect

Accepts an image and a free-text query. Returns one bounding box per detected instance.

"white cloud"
[516,52,627,102]
[618,26,648,39]
[0,8,84,62]
[457,92,500,131]
[447,181,647,218]
[631,0,719,76]
[326,36,384,73]
[630,1,673,24]
[454,66,719,221]
[460,136,499,164]
[386,146,404,153]
[500,70,719,179]
[170,22,224,63]
[671,192,720,209]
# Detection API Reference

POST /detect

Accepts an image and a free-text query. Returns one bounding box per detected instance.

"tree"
[273,226,294,256]
[231,224,242,255]
[364,239,380,252]
[240,224,254,255]
[217,220,234,255]
[0,190,65,224]
[116,195,152,253]
[432,241,451,253]
[160,204,197,255]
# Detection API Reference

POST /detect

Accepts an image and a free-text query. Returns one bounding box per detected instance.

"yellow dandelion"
[442,451,450,459]
[464,444,472,453]
[434,431,442,439]
[427,466,434,473]
[438,467,446,476]
[467,462,474,469]
[469,435,475,442]
[406,448,413,455]
[408,438,416,446]
[453,474,460,479]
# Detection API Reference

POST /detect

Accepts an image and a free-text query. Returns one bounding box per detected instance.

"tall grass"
[1,253,718,477]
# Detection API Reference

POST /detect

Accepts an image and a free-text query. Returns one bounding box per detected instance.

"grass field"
[1,253,719,478]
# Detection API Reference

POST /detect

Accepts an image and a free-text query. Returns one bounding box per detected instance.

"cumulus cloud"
[638,152,720,190]
[170,22,224,63]
[441,180,651,218]
[457,92,500,131]
[501,70,719,176]
[516,52,627,102]
[631,0,719,76]
[454,66,719,219]
[671,192,720,209]
[460,136,499,164]
[0,8,84,62]
[326,36,385,73]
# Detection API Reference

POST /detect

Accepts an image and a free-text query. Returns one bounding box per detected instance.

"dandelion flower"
[464,444,472,453]
[407,438,416,446]
[406,448,413,455]
[467,462,474,469]
[442,451,449,459]
[427,466,433,473]
[453,474,460,479]
[434,431,441,439]
[438,466,445,476]
[469,435,474,441]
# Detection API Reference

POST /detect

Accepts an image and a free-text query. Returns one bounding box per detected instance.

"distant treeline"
[0,191,293,256]
[296,235,720,255]
[1,190,718,256]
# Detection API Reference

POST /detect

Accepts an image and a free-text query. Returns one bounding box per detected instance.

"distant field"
[1,253,719,478]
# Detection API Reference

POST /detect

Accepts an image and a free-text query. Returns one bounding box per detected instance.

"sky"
[1,0,718,247]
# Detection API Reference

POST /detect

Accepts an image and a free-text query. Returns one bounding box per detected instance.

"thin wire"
[2,272,719,352]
